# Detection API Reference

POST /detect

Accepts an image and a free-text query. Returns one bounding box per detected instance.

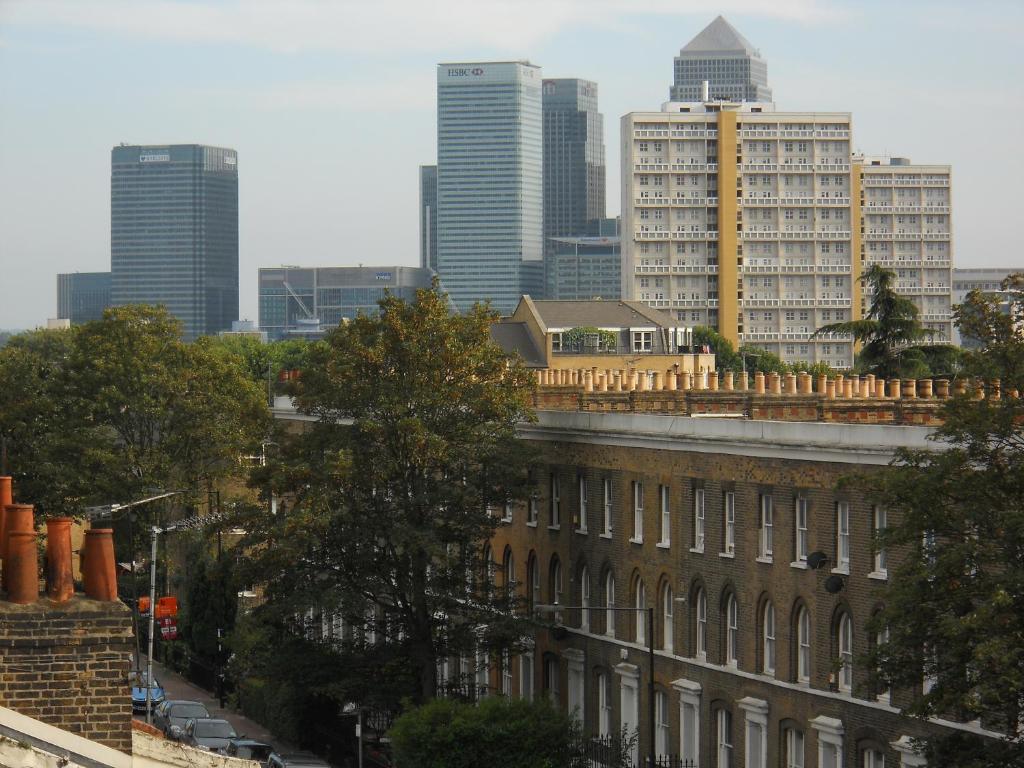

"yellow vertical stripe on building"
[717,111,739,347]
[851,163,863,326]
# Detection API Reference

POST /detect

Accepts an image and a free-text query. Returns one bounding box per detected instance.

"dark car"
[129,669,165,713]
[153,699,211,737]
[176,717,238,753]
[226,738,273,763]
[266,751,332,768]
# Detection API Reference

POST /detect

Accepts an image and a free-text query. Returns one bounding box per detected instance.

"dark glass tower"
[543,78,606,256]
[110,144,238,339]
[419,165,438,272]
[57,271,112,324]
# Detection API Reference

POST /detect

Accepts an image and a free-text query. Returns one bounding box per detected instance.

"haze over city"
[1,0,1021,329]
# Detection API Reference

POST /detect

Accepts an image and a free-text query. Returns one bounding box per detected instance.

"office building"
[952,268,1022,346]
[543,79,606,258]
[546,218,621,300]
[110,144,238,340]
[419,165,438,272]
[56,271,112,324]
[436,61,544,313]
[859,156,953,343]
[258,266,435,341]
[670,16,773,103]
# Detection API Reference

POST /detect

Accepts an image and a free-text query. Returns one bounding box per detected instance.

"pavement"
[135,654,291,754]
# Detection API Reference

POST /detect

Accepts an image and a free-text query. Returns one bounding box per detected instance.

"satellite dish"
[807,551,829,570]
[824,574,846,594]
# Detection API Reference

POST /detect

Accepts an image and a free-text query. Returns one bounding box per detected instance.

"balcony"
[739,129,779,138]
[742,197,779,206]
[742,163,779,172]
[817,197,851,206]
[673,264,718,274]
[666,197,715,207]
[634,197,672,206]
[670,231,719,241]
[742,298,782,307]
[741,332,781,341]
[814,129,850,138]
[634,264,671,273]
[634,163,669,172]
[779,129,815,137]
[816,231,852,240]
[671,163,717,173]
[634,129,669,137]
[778,297,819,306]
[671,128,714,138]
[815,163,851,172]
[672,299,711,308]
[743,230,780,239]
[818,298,852,306]
[634,230,671,240]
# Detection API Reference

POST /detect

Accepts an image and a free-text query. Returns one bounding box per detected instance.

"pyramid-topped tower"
[670,15,773,102]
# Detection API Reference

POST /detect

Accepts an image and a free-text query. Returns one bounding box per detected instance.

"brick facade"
[0,597,134,753]
[485,416,958,767]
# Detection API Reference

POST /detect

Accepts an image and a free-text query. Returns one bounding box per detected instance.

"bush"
[391,697,579,768]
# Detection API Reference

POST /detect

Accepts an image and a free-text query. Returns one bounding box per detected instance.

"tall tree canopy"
[864,277,1024,766]
[241,286,536,705]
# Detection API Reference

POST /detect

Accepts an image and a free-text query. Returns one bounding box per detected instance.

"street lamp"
[535,603,656,768]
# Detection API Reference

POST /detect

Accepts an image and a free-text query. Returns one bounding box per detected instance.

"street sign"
[158,617,178,641]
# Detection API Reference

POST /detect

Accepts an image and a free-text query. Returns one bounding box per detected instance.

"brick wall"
[0,597,134,753]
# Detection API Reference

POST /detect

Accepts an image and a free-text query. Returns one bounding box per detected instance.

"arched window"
[662,583,674,652]
[725,594,738,667]
[796,606,811,683]
[597,671,611,737]
[838,613,853,692]
[528,554,540,610]
[635,579,647,644]
[503,549,515,594]
[551,558,563,622]
[762,600,776,676]
[482,545,494,588]
[696,587,707,660]
[580,566,591,631]
[605,571,616,638]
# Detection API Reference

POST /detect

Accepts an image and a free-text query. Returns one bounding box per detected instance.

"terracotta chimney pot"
[0,477,12,567]
[681,372,692,391]
[3,503,35,593]
[45,517,74,603]
[754,372,765,395]
[7,530,39,604]
[863,374,876,398]
[83,528,118,602]
[665,370,677,391]
[768,372,781,395]
[723,371,734,391]
[708,371,719,391]
[825,378,836,399]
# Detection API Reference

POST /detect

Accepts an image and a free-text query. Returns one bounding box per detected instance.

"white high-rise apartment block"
[621,101,859,368]
[859,156,953,343]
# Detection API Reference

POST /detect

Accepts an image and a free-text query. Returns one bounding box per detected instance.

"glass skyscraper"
[110,144,238,340]
[670,16,772,103]
[56,271,112,324]
[542,78,606,255]
[436,61,543,314]
[419,165,438,272]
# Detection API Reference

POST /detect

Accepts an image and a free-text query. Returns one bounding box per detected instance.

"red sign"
[155,596,179,619]
[159,617,178,641]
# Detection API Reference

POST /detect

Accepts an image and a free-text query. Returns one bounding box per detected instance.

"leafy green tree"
[560,326,617,352]
[240,286,536,704]
[390,697,633,768]
[863,282,1024,766]
[814,264,937,378]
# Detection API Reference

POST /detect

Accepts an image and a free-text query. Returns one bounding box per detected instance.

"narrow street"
[137,655,292,755]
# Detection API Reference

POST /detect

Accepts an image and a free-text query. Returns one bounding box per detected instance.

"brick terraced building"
[478,371,997,768]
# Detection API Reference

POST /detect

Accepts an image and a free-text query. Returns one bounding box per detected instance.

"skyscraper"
[419,165,438,272]
[542,78,606,252]
[436,61,543,313]
[56,271,112,324]
[110,144,238,340]
[670,16,773,103]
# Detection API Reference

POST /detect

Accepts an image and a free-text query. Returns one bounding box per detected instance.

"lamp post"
[536,603,656,768]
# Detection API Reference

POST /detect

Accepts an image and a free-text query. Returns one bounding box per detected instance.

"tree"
[863,280,1024,766]
[240,285,536,705]
[814,264,938,378]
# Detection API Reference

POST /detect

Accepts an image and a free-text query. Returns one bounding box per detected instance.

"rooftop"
[679,15,762,57]
[525,297,679,331]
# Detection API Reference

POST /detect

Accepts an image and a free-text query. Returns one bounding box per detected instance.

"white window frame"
[876,625,891,703]
[696,588,707,660]
[632,480,644,542]
[577,474,588,532]
[635,580,646,644]
[605,572,616,638]
[797,606,811,683]
[759,494,774,561]
[502,650,513,697]
[530,557,541,610]
[716,708,733,768]
[545,656,559,705]
[863,747,885,768]
[762,601,776,676]
[566,649,584,725]
[475,648,489,698]
[528,491,538,526]
[785,728,805,768]
[580,566,590,632]
[723,491,735,555]
[659,484,671,546]
[550,473,561,529]
[552,560,563,622]
[794,497,808,565]
[598,672,611,737]
[602,478,613,536]
[726,594,739,667]
[676,679,701,766]
[836,501,850,573]
[738,698,768,768]
[872,505,888,578]
[693,488,706,552]
[811,716,844,768]
[655,690,670,757]
[663,584,674,652]
[838,613,853,693]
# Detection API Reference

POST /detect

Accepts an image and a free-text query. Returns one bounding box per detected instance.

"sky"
[1,0,1022,330]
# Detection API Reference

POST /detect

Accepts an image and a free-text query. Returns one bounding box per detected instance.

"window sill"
[575,528,589,536]
[718,551,735,559]
[689,547,705,555]
[526,521,538,528]
[831,566,850,576]
[790,561,808,570]
[599,532,613,539]
[548,525,561,532]
[867,570,888,581]
[755,556,774,564]
[656,541,671,549]
[629,537,644,545]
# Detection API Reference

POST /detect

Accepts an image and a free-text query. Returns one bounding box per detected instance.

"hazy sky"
[1,0,1022,330]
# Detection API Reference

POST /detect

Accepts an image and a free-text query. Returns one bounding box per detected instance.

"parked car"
[175,717,238,753]
[225,738,273,763]
[266,751,332,768]
[153,699,211,737]
[129,669,165,713]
